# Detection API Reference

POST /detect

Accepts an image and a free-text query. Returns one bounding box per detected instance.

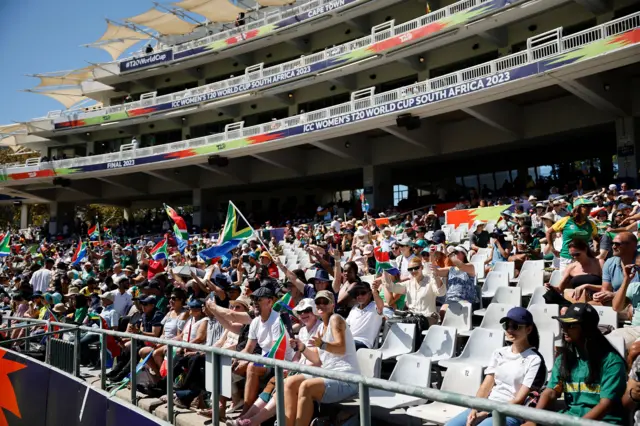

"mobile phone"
[242,255,249,263]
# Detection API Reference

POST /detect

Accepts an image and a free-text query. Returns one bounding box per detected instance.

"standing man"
[30,258,54,293]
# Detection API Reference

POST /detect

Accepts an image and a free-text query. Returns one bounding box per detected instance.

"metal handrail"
[0,315,610,426]
[39,0,476,121]
[8,12,640,176]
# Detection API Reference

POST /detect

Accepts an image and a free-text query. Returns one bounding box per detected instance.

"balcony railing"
[5,12,640,179]
[40,0,494,123]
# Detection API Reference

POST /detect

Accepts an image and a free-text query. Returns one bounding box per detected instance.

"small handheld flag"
[88,224,100,240]
[0,233,11,257]
[150,238,169,260]
[71,241,88,265]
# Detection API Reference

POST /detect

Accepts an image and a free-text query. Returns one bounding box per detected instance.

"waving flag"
[0,233,11,257]
[164,204,188,253]
[87,313,121,358]
[150,238,169,260]
[88,224,100,240]
[265,319,287,361]
[273,293,296,312]
[71,241,87,265]
[103,227,113,239]
[220,202,253,243]
[374,242,398,275]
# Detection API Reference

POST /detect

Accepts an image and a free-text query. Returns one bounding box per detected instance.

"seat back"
[528,304,560,339]
[592,306,618,329]
[548,270,562,287]
[606,333,626,358]
[538,331,555,374]
[417,325,457,361]
[459,328,504,364]
[528,286,547,307]
[360,275,374,284]
[470,262,485,279]
[492,262,515,280]
[389,354,432,386]
[517,269,544,294]
[479,303,515,330]
[442,301,472,331]
[470,254,487,264]
[381,323,416,353]
[520,260,545,273]
[440,363,483,395]
[357,349,382,378]
[492,286,522,307]
[481,271,508,293]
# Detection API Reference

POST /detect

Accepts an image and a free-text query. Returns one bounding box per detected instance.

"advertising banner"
[119,50,174,73]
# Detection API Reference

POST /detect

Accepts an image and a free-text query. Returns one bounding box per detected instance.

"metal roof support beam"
[462,100,523,138]
[144,170,193,188]
[309,136,369,165]
[573,0,611,14]
[397,56,428,73]
[478,27,508,48]
[555,75,629,117]
[328,75,358,91]
[252,151,305,176]
[96,176,147,194]
[196,163,249,184]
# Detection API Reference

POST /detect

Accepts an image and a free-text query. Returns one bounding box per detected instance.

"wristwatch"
[320,341,327,350]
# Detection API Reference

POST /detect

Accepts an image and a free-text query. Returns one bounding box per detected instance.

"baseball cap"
[500,307,534,325]
[139,295,157,305]
[397,238,414,247]
[251,286,274,299]
[553,303,599,327]
[309,269,331,284]
[188,299,204,309]
[294,298,318,315]
[314,290,335,304]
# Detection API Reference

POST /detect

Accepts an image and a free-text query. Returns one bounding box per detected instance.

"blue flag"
[198,239,243,263]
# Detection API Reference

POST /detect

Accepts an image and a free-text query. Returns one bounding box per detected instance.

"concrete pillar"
[362,165,393,211]
[49,202,75,235]
[20,204,28,229]
[615,117,640,187]
[288,104,299,116]
[86,141,95,155]
[192,189,203,227]
[182,125,190,141]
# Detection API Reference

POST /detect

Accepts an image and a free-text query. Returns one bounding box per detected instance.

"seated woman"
[484,230,512,275]
[284,291,360,426]
[229,299,322,426]
[139,289,189,378]
[545,239,601,308]
[523,303,626,425]
[446,307,546,426]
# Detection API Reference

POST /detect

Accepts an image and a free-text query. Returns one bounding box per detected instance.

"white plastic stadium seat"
[480,271,508,299]
[538,331,555,376]
[415,325,456,361]
[462,303,514,336]
[441,301,473,333]
[438,328,504,369]
[548,270,562,287]
[470,262,485,279]
[470,254,487,264]
[492,261,515,280]
[356,349,382,378]
[407,365,483,424]
[516,269,544,296]
[527,286,548,308]
[606,333,626,358]
[592,306,618,329]
[378,323,416,360]
[519,260,545,273]
[474,288,521,317]
[369,354,431,409]
[528,304,560,340]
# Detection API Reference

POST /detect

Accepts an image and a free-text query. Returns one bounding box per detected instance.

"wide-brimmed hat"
[52,303,67,314]
[230,296,251,311]
[65,286,80,296]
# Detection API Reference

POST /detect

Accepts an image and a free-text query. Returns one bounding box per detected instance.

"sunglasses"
[569,252,582,258]
[612,241,628,246]
[502,321,525,331]
[407,266,421,272]
[315,299,330,306]
[354,290,369,297]
[298,308,313,314]
[560,323,579,330]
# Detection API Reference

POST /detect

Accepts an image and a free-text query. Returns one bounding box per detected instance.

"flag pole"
[97,215,102,245]
[228,200,271,253]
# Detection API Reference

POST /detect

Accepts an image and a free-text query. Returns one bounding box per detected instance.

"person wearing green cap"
[547,198,598,273]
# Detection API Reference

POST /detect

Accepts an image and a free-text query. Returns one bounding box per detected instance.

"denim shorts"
[303,374,358,404]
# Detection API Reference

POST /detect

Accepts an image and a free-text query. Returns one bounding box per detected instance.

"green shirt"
[548,350,626,424]
[99,250,113,272]
[551,216,597,259]
[156,296,169,314]
[120,255,135,269]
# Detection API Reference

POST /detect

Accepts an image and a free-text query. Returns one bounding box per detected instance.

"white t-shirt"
[248,310,293,361]
[397,254,416,279]
[331,220,341,233]
[346,301,382,348]
[30,268,52,293]
[485,346,546,403]
[297,319,321,364]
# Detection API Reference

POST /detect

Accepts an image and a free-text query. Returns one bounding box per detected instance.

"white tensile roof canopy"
[25,87,88,109]
[174,0,246,23]
[91,21,150,61]
[126,8,198,35]
[32,66,96,88]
